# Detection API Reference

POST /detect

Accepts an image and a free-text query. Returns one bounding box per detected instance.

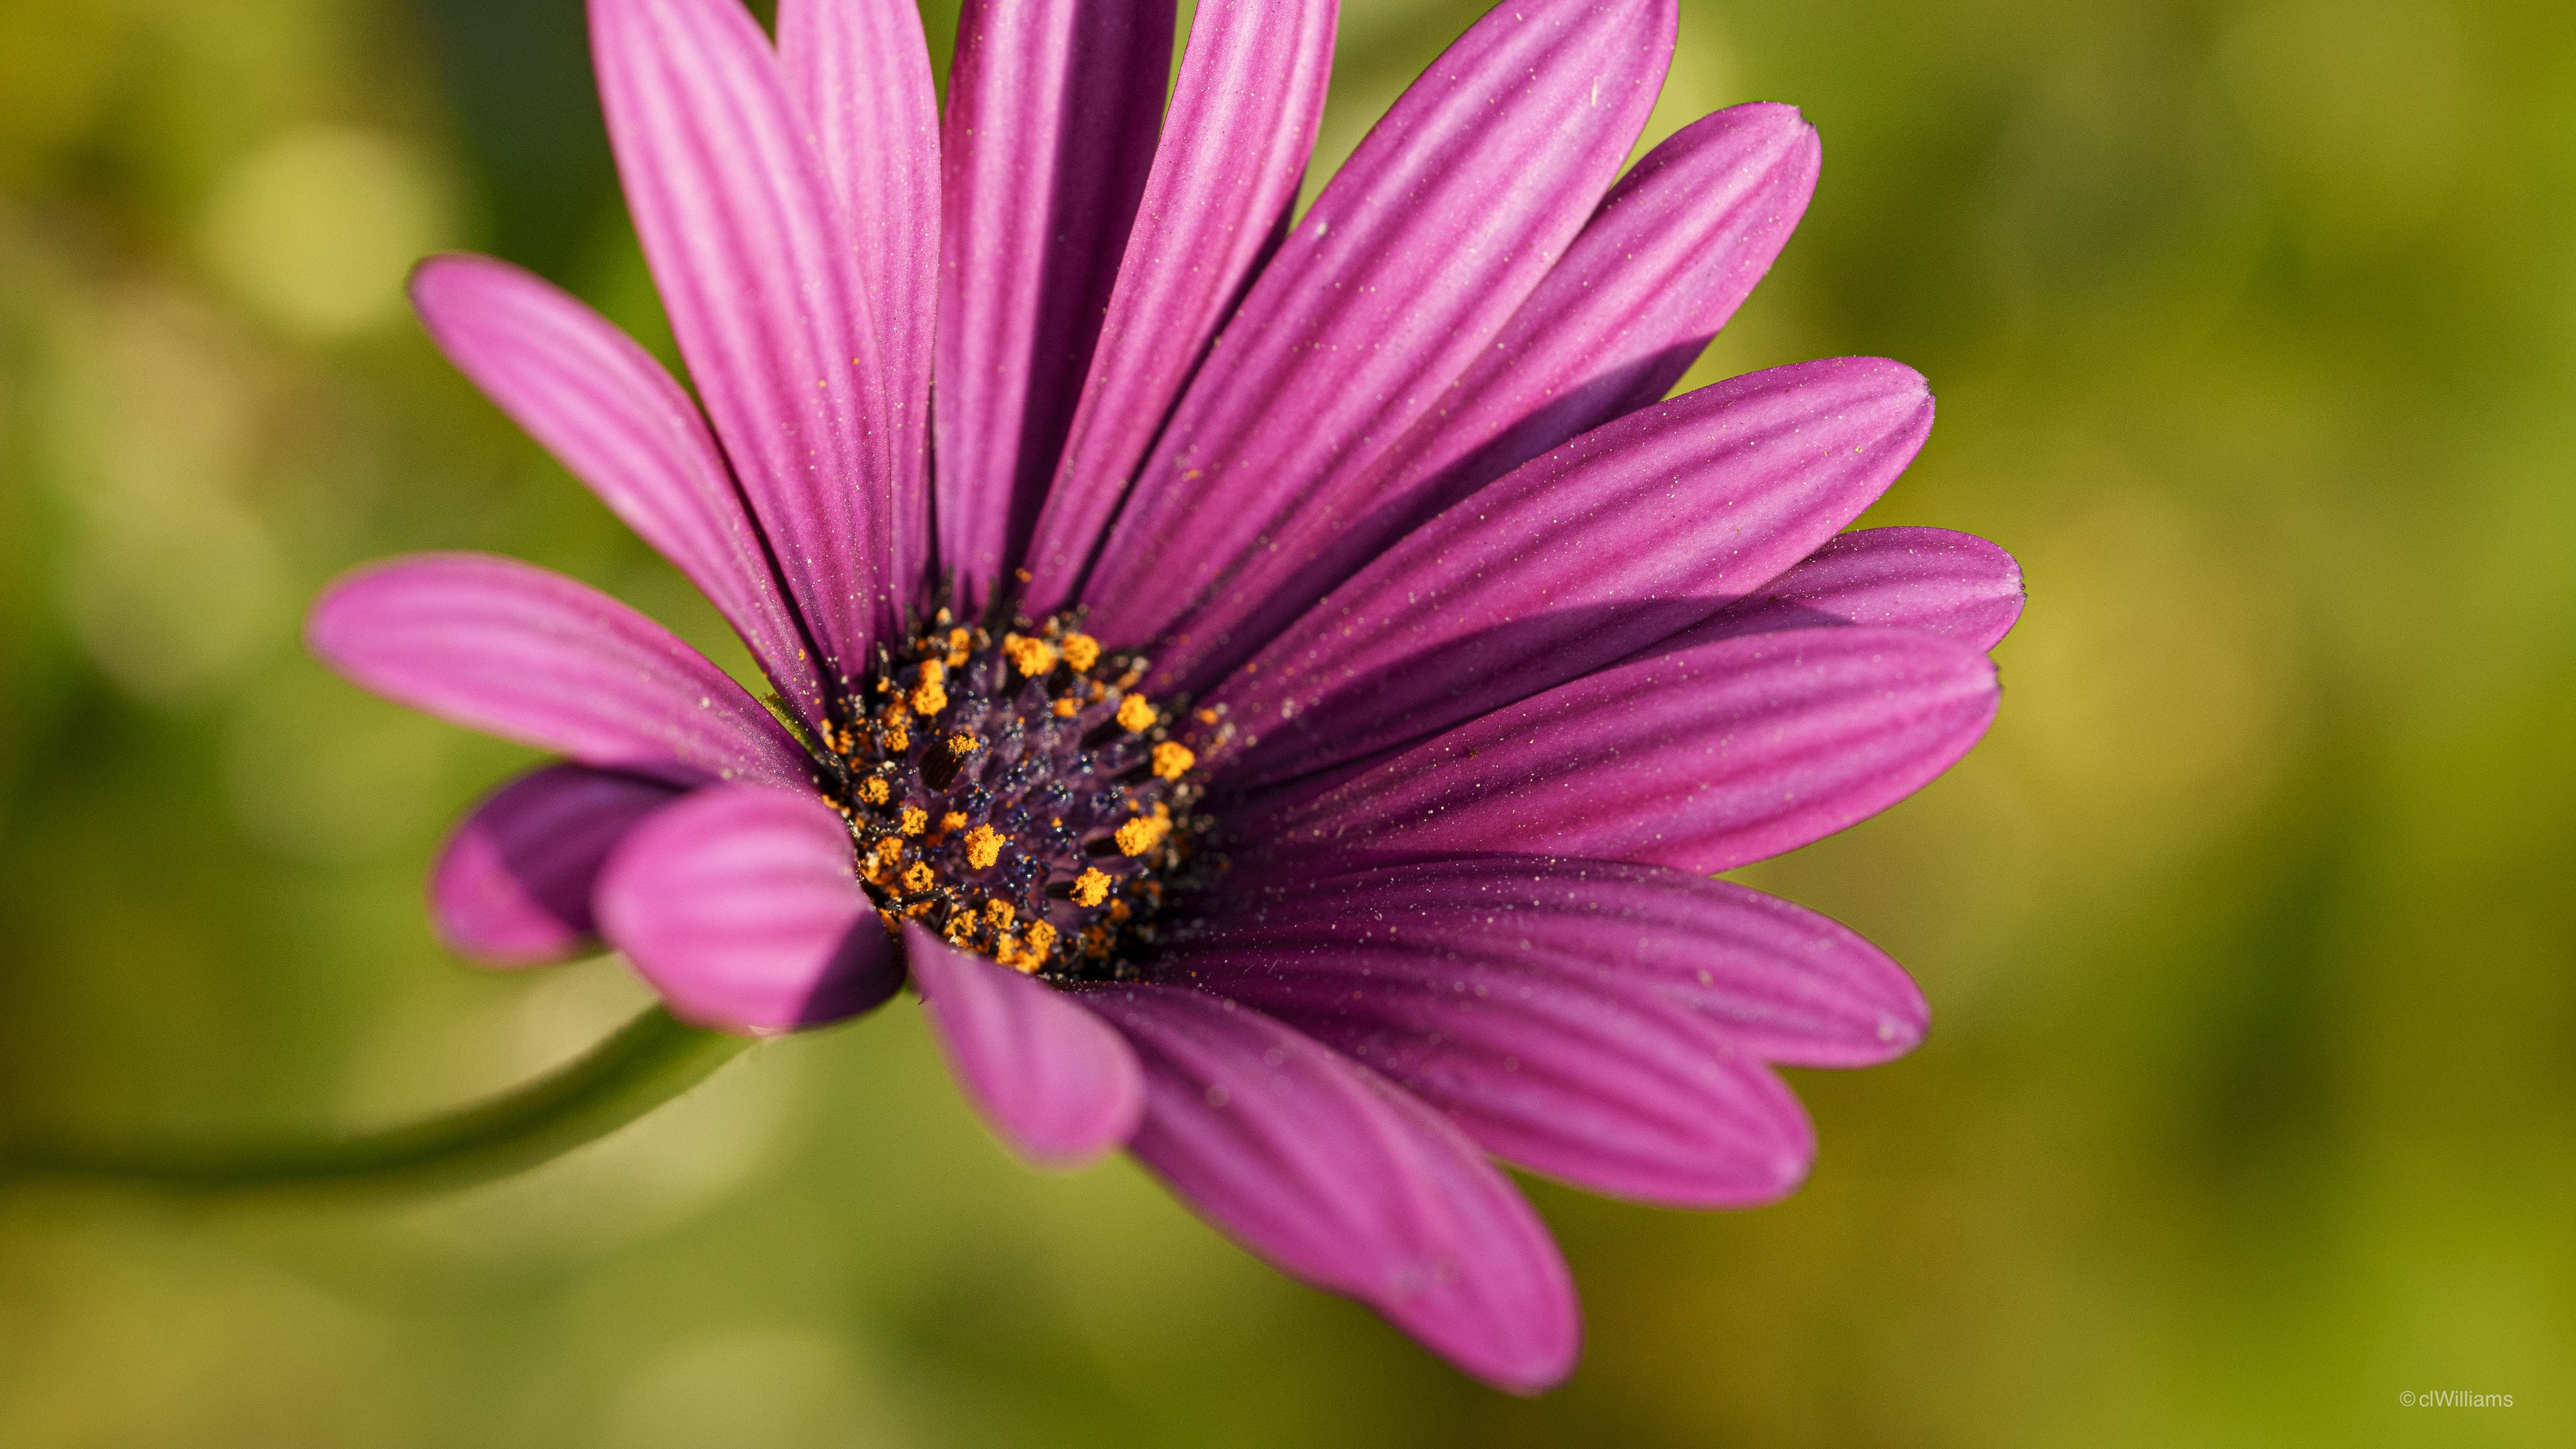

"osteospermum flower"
[309,0,2021,1391]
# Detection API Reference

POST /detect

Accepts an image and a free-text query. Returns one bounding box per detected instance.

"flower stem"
[0,1007,749,1198]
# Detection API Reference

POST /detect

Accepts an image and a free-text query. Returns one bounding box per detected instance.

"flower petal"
[1200,854,1927,1069]
[1232,626,2000,875]
[934,0,1177,598]
[1084,984,1579,1393]
[594,784,901,1032]
[1209,358,1934,790]
[777,0,941,594]
[1075,0,1676,651]
[1020,0,1339,608]
[592,0,897,673]
[904,924,1145,1168]
[1155,929,1814,1208]
[1682,526,2026,653]
[307,553,812,788]
[1153,101,1824,690]
[429,763,685,967]
[408,254,827,725]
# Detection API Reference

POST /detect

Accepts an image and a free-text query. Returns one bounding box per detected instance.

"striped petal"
[592,0,897,678]
[1148,102,1823,688]
[934,0,1176,599]
[408,254,826,725]
[1233,626,2000,874]
[428,763,685,967]
[907,924,1145,1168]
[1209,358,1935,790]
[307,553,811,789]
[1075,0,1677,651]
[1085,985,1579,1392]
[777,0,941,596]
[1020,0,1338,608]
[594,784,902,1032]
[1681,526,2026,652]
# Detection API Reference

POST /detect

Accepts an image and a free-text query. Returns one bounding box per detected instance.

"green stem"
[0,1007,750,1198]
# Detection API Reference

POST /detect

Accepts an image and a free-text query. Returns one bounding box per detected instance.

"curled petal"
[429,763,684,967]
[307,553,811,789]
[595,784,902,1033]
[906,924,1145,1168]
[1085,985,1579,1393]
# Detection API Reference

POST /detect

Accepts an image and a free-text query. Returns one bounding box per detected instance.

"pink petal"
[1020,0,1339,608]
[594,784,901,1033]
[1085,984,1580,1393]
[1156,931,1815,1208]
[1153,101,1825,690]
[429,763,684,967]
[1233,625,2000,875]
[1074,0,1676,653]
[934,0,1177,599]
[592,0,898,674]
[777,0,941,597]
[306,553,812,789]
[1209,357,1935,790]
[408,254,827,726]
[1684,526,2026,652]
[905,924,1145,1168]
[1201,855,1928,1071]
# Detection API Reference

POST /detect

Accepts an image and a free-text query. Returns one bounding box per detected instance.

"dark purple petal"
[307,553,812,788]
[594,784,901,1032]
[1084,984,1578,1392]
[1208,358,1934,790]
[934,0,1176,598]
[1019,0,1338,610]
[407,254,827,726]
[777,0,941,597]
[1232,626,2000,875]
[1681,526,2025,652]
[1155,932,1813,1208]
[592,0,896,676]
[1153,102,1823,689]
[428,763,684,967]
[1075,0,1676,652]
[1198,854,1926,1070]
[905,924,1145,1167]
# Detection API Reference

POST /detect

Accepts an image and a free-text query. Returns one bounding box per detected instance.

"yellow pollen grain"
[983,898,1016,928]
[1061,633,1101,672]
[1151,741,1195,780]
[945,910,975,943]
[1116,694,1156,733]
[993,932,1026,968]
[1024,920,1057,958]
[909,678,948,714]
[948,733,980,755]
[1051,697,1080,718]
[1070,868,1112,908]
[946,627,972,666]
[1114,812,1170,857]
[902,861,936,892]
[963,825,1003,869]
[858,776,890,806]
[872,837,904,867]
[919,659,946,685]
[940,810,968,833]
[880,723,910,753]
[1002,633,1059,676]
[898,806,928,835]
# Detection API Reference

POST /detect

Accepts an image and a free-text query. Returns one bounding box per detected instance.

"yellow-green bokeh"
[2,0,2571,1444]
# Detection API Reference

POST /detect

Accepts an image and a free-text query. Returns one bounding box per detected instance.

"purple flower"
[309,0,2019,1391]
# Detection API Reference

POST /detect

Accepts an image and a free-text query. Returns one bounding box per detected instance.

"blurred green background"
[3,0,2572,1442]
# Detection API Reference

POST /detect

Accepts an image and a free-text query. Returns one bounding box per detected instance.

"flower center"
[806,610,1217,980]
